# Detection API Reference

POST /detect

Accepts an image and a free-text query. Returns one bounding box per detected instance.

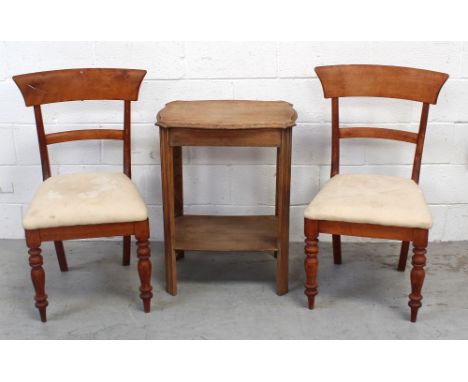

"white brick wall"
[0,41,466,242]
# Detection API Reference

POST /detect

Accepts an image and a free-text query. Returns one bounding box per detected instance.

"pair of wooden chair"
[14,69,153,322]
[304,65,448,322]
[14,64,448,323]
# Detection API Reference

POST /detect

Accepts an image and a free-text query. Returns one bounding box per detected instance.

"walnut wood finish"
[15,68,152,321]
[305,64,448,322]
[158,100,296,297]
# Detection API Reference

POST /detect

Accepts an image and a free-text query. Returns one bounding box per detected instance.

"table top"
[156,100,297,129]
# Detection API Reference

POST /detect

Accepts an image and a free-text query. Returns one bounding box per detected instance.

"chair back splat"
[315,64,449,183]
[13,68,146,180]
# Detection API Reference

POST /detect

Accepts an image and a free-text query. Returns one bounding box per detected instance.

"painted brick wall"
[0,41,466,242]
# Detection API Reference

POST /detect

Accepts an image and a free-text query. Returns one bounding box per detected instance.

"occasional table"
[157,100,297,296]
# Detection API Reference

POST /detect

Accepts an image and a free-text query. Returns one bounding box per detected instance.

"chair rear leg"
[54,241,68,272]
[332,234,342,264]
[122,236,131,266]
[397,241,410,271]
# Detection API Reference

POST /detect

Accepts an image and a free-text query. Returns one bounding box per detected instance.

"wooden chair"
[13,68,153,322]
[304,64,448,322]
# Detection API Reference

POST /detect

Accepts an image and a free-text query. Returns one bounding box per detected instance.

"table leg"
[173,146,185,261]
[160,127,178,295]
[276,128,292,295]
[273,147,280,259]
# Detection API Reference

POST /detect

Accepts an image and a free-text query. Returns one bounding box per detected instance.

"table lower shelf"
[174,215,278,252]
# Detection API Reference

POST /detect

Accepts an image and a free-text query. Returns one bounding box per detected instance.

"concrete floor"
[1,239,467,339]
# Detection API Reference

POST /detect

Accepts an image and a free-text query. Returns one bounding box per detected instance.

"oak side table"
[157,100,297,296]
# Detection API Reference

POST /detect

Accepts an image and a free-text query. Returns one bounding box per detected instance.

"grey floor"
[1,239,467,339]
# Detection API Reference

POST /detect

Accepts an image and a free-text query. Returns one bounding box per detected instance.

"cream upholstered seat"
[23,172,148,230]
[304,174,432,229]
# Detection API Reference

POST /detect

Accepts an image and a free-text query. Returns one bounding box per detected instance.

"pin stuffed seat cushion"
[304,174,432,229]
[23,172,148,230]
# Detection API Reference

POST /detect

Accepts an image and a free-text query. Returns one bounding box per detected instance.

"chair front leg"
[26,231,48,322]
[135,221,153,313]
[408,230,428,322]
[304,219,319,309]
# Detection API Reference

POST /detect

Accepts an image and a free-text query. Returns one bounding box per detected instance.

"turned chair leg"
[122,236,131,266]
[304,219,319,309]
[54,241,68,272]
[26,233,48,322]
[408,231,428,322]
[332,234,342,265]
[135,222,153,313]
[397,241,410,272]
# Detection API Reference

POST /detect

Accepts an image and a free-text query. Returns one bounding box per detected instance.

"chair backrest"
[13,68,147,180]
[315,64,449,183]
